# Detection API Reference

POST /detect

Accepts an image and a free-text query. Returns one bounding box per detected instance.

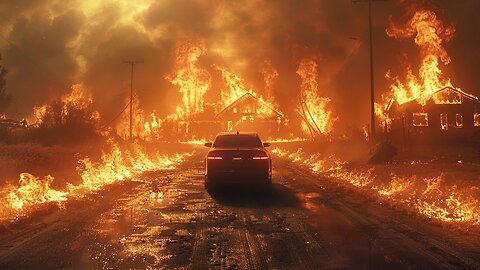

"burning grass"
[0,141,194,225]
[272,146,480,227]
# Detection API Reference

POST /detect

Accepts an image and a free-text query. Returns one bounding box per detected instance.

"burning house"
[215,92,284,137]
[386,86,480,142]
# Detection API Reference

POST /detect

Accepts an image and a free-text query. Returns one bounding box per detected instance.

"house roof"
[434,86,479,101]
[215,92,283,118]
[387,86,479,111]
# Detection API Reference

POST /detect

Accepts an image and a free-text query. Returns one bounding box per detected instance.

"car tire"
[204,175,215,192]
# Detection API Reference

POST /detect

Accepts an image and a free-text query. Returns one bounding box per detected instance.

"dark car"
[204,132,272,190]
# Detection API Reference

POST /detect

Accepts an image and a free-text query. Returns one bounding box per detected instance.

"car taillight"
[207,156,223,160]
[252,156,268,160]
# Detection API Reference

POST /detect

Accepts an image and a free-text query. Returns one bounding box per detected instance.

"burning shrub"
[29,84,103,146]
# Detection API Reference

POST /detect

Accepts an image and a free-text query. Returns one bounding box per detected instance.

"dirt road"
[1,151,479,269]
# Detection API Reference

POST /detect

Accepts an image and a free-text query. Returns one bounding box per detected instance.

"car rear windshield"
[213,135,263,148]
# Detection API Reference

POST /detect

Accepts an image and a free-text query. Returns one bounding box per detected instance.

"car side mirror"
[263,142,271,147]
[204,142,213,147]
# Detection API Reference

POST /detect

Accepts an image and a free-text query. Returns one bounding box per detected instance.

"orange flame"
[272,147,480,226]
[30,84,100,126]
[384,10,455,106]
[166,39,211,120]
[0,142,193,223]
[3,173,68,213]
[296,59,336,136]
[120,39,212,141]
[215,65,281,115]
[215,65,250,108]
[260,60,279,105]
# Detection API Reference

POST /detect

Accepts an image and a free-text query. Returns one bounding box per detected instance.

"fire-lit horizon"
[1,1,480,269]
[1,0,479,132]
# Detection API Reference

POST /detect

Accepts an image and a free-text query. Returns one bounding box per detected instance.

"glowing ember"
[296,59,336,137]
[272,148,480,226]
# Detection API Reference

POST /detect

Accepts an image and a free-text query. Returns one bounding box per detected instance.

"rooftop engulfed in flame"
[385,10,456,106]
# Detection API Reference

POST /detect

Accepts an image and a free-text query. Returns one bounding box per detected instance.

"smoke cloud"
[0,0,479,131]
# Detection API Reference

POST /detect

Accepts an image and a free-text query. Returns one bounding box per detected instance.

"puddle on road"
[87,172,201,269]
[296,191,411,269]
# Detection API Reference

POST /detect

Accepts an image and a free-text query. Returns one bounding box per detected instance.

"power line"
[353,0,389,142]
[104,93,137,127]
[123,60,143,141]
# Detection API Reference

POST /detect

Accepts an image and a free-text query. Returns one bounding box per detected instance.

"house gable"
[216,92,283,120]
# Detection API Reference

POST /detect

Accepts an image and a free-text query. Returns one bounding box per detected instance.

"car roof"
[216,132,259,136]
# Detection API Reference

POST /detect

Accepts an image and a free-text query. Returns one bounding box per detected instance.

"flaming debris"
[296,59,336,137]
[272,148,480,226]
[0,142,193,224]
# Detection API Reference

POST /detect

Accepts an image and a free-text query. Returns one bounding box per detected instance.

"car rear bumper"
[206,171,270,182]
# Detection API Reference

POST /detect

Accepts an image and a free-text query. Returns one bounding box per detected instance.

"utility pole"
[353,0,388,142]
[123,60,143,141]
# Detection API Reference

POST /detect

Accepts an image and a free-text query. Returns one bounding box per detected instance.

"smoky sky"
[0,0,479,130]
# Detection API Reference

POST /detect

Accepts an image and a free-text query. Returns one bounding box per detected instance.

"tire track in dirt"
[277,157,480,269]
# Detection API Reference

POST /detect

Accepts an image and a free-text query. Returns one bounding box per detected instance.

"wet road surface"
[1,152,480,269]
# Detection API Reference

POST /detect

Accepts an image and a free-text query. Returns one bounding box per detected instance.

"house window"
[242,116,247,121]
[455,113,463,128]
[474,113,480,127]
[440,113,448,130]
[412,113,428,127]
[233,108,237,113]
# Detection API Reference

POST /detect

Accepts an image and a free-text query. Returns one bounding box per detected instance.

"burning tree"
[30,84,102,145]
[296,58,336,138]
[166,39,211,120]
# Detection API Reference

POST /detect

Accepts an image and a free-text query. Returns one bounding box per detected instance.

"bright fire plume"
[296,59,335,136]
[260,60,279,105]
[272,148,480,226]
[0,143,193,224]
[383,10,455,106]
[166,39,211,120]
[215,65,281,115]
[117,39,213,141]
[215,65,251,108]
[31,84,100,126]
